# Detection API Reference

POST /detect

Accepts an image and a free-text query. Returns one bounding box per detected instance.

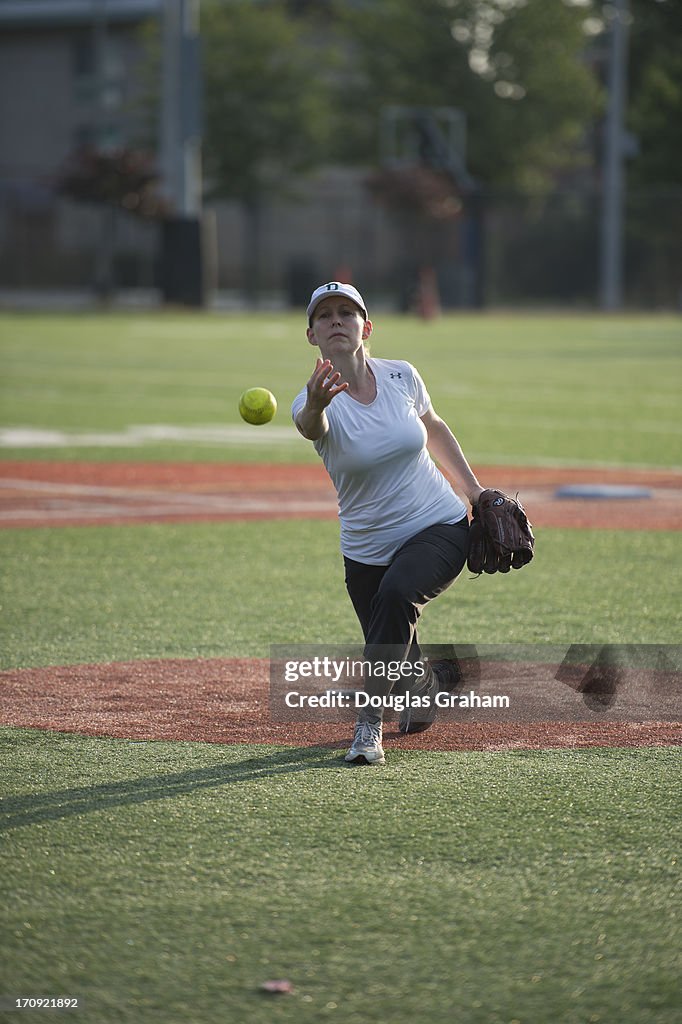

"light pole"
[599,0,630,311]
[91,0,117,302]
[159,0,205,306]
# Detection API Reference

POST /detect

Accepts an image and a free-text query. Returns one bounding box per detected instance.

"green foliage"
[628,50,682,187]
[628,0,682,186]
[329,0,601,188]
[136,0,681,202]
[2,731,680,1023]
[201,0,334,201]
[488,0,602,189]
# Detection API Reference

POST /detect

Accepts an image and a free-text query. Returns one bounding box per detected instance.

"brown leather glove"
[468,489,535,575]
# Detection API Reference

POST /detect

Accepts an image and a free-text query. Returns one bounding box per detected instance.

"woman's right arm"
[295,358,347,441]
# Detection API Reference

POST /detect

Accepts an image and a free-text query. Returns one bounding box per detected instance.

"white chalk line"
[0,477,337,521]
[1,426,681,475]
[0,425,299,448]
[0,500,336,522]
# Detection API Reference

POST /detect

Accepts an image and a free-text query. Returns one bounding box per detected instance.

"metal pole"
[92,0,115,302]
[159,0,205,305]
[180,0,202,218]
[599,0,629,310]
[92,0,107,145]
[160,0,201,215]
[160,0,179,210]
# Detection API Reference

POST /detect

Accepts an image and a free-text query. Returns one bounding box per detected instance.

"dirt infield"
[2,460,679,752]
[1,657,680,752]
[1,460,681,529]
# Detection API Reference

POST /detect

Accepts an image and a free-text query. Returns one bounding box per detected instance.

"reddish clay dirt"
[1,657,679,752]
[1,460,679,752]
[0,460,681,530]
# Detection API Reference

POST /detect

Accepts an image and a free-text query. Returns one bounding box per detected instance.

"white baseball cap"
[306,282,368,322]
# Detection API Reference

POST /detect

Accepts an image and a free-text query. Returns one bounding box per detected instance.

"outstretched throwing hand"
[306,358,349,412]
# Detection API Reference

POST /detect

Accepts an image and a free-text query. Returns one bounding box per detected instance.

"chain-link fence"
[0,181,680,310]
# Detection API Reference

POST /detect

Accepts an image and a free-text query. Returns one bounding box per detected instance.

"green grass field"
[2,732,680,1024]
[1,311,680,1022]
[0,522,680,670]
[1,311,681,465]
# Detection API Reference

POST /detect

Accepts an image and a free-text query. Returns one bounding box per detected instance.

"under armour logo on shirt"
[389,372,402,379]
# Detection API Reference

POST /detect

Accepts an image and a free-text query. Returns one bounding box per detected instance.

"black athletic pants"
[343,518,469,721]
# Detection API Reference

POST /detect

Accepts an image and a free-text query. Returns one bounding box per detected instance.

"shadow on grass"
[0,745,346,831]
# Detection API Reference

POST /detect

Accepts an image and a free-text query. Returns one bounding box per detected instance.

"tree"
[328,0,602,190]
[626,0,682,186]
[57,146,168,218]
[200,0,336,298]
[55,145,169,302]
[201,0,333,202]
[618,0,682,303]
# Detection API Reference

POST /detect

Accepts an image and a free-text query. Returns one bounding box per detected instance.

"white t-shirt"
[291,357,467,564]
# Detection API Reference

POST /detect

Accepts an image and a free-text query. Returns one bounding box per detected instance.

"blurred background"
[0,0,680,312]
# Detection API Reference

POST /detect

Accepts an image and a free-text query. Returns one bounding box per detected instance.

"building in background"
[0,0,160,295]
[0,0,679,310]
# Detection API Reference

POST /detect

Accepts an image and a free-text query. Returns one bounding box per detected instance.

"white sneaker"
[344,720,385,765]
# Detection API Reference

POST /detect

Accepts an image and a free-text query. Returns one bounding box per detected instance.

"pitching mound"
[1,658,679,753]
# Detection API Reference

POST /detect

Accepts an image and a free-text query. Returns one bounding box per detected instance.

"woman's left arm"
[421,406,484,507]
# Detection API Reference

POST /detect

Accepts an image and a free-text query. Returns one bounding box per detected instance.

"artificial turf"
[1,729,679,1024]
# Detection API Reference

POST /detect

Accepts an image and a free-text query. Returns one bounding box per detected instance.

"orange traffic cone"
[334,265,353,285]
[417,267,441,320]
